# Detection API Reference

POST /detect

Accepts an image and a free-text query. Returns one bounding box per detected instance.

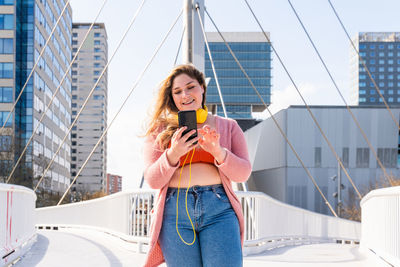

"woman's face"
[171,73,204,111]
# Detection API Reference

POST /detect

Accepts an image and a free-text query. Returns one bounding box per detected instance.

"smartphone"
[178,110,198,144]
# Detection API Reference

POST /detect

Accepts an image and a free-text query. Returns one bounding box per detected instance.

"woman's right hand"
[166,126,199,166]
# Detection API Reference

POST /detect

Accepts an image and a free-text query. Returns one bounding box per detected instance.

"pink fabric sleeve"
[214,120,252,182]
[143,134,179,189]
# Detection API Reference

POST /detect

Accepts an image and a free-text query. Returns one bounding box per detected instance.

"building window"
[0,87,12,103]
[94,56,101,60]
[314,186,328,214]
[378,148,397,168]
[0,0,14,4]
[0,14,13,29]
[342,147,349,168]
[0,63,13,78]
[288,185,307,210]
[356,148,369,168]
[94,48,101,53]
[0,135,11,151]
[369,44,375,49]
[378,44,385,49]
[94,40,101,45]
[314,147,321,167]
[94,32,101,37]
[370,97,375,102]
[359,97,366,102]
[0,38,13,53]
[0,111,12,127]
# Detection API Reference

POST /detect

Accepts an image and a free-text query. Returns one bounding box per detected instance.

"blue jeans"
[159,184,242,267]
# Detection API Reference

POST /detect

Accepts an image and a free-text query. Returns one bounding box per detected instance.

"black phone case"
[178,110,198,144]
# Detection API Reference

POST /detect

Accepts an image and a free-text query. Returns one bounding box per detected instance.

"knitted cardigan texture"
[142,116,252,267]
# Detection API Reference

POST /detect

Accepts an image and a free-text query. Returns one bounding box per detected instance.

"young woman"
[143,64,251,267]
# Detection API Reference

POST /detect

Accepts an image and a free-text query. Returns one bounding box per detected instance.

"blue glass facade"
[0,0,72,189]
[357,41,400,106]
[205,41,271,119]
[15,0,35,172]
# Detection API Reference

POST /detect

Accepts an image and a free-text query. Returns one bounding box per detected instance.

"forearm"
[214,149,251,182]
[144,149,179,189]
[213,147,227,165]
[166,148,180,166]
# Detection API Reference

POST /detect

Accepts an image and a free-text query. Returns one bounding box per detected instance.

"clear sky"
[68,0,400,190]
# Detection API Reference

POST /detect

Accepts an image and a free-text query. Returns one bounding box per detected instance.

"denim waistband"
[167,184,223,193]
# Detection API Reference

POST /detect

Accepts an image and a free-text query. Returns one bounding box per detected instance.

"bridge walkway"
[12,228,380,267]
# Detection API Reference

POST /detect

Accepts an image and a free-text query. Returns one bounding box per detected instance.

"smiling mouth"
[182,99,194,105]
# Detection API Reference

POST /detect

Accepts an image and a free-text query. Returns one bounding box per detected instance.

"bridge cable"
[174,26,185,66]
[196,5,257,235]
[0,0,72,132]
[57,9,183,205]
[205,8,338,216]
[243,0,362,200]
[327,0,400,132]
[287,0,393,185]
[33,0,148,192]
[195,5,227,118]
[5,0,109,184]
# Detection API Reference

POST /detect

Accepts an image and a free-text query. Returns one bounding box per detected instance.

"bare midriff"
[168,162,221,187]
[168,114,221,188]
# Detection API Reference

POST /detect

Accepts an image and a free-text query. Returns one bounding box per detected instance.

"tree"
[341,174,400,222]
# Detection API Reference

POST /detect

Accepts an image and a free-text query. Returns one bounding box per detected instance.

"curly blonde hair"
[146,64,207,150]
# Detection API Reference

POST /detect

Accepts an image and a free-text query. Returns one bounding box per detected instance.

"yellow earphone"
[175,106,208,245]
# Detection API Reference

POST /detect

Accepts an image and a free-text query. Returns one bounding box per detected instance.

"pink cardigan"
[142,116,252,267]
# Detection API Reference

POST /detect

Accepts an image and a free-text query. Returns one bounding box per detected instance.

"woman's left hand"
[198,125,227,164]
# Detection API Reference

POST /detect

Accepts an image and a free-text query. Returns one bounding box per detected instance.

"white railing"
[35,190,155,253]
[360,186,400,266]
[0,183,37,267]
[236,191,361,255]
[36,189,361,256]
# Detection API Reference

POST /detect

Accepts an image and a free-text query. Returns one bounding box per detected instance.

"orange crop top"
[168,142,214,167]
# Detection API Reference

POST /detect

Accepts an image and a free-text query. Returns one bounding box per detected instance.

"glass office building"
[0,0,72,192]
[351,32,400,106]
[204,32,272,119]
